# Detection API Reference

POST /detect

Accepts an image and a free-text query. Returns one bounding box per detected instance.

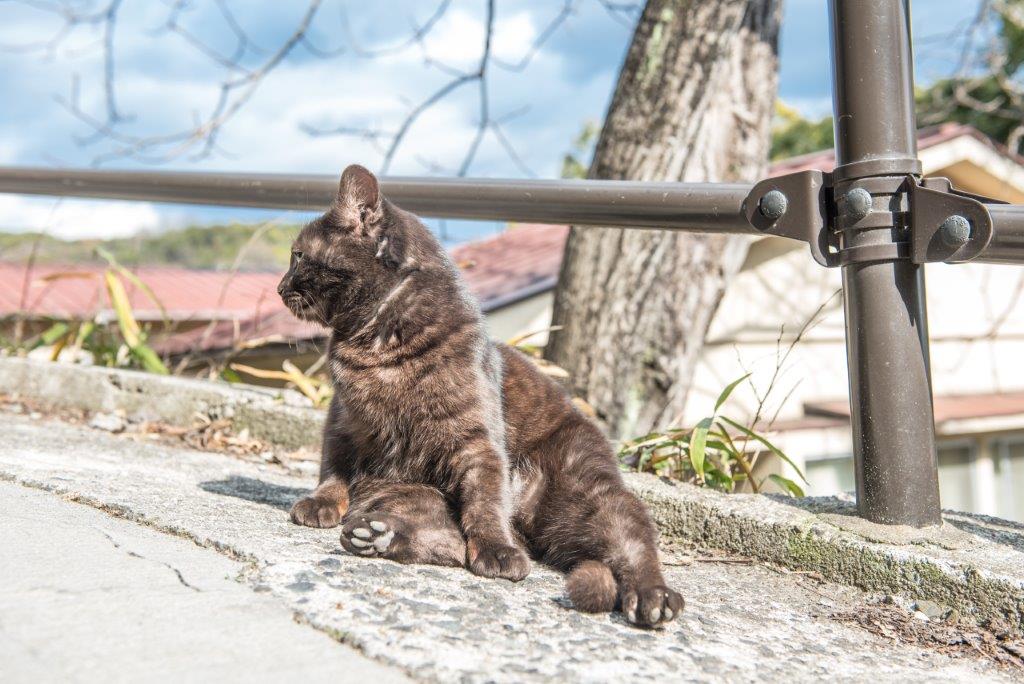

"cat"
[279,165,683,627]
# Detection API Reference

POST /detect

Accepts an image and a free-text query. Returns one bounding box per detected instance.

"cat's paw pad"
[468,540,530,581]
[341,516,395,557]
[620,585,685,628]
[290,496,343,528]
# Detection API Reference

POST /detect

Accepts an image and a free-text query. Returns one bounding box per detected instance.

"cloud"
[0,1,626,178]
[0,195,162,239]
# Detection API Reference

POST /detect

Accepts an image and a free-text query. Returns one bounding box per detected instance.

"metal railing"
[2,0,1023,527]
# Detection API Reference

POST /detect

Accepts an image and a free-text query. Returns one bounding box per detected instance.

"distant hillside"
[0,223,300,271]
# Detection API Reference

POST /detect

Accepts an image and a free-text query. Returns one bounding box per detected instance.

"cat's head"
[277,164,434,334]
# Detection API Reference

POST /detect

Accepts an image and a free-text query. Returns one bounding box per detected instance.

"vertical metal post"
[829,0,942,526]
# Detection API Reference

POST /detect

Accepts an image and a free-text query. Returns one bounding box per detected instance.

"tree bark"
[545,0,782,439]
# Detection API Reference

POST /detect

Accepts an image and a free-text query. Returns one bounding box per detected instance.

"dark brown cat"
[279,165,683,627]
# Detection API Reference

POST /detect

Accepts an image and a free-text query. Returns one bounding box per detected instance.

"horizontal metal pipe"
[0,166,757,234]
[980,205,1024,264]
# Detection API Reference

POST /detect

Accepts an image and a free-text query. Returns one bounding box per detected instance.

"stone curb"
[630,474,1024,634]
[0,357,323,450]
[3,357,1023,634]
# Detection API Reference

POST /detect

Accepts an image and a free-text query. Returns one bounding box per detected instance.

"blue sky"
[0,0,981,243]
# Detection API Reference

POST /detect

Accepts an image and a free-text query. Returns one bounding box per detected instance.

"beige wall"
[483,292,555,345]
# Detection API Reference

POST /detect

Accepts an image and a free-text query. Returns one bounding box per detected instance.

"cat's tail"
[565,560,617,613]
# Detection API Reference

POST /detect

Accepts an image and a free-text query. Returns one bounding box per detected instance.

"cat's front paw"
[467,539,530,581]
[619,584,684,628]
[290,496,344,528]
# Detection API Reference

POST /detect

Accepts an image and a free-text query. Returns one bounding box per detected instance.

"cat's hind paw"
[620,584,685,628]
[341,515,396,557]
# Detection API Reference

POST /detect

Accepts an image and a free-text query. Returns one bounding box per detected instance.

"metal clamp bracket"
[742,170,837,267]
[743,171,1003,267]
[908,177,1001,264]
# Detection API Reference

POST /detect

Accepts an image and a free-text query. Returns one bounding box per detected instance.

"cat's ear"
[334,164,381,234]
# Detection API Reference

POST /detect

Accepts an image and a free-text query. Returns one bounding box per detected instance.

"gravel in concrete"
[0,412,1014,683]
[0,480,408,684]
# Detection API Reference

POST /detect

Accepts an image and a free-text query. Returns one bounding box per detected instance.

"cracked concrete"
[0,479,408,684]
[96,527,202,591]
[0,412,1016,682]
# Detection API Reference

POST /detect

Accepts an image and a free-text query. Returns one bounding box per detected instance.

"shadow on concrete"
[199,476,309,511]
[763,492,861,518]
[944,512,1024,555]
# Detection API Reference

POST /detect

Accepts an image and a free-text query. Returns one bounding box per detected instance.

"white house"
[469,124,1024,520]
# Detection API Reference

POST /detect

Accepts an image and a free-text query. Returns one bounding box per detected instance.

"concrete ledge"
[5,356,1024,634]
[630,474,1024,634]
[0,358,324,450]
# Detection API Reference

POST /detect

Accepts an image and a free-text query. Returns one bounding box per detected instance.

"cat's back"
[497,343,598,459]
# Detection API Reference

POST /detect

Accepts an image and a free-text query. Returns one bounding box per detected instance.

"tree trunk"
[545,0,782,439]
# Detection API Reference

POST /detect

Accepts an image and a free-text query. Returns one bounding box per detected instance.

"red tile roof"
[0,262,285,321]
[0,224,571,352]
[450,224,569,310]
[767,123,980,176]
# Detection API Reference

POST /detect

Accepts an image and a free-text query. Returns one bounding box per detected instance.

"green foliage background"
[0,223,299,271]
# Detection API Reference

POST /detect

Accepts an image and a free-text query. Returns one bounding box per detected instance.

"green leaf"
[97,247,168,322]
[220,367,242,383]
[637,450,652,473]
[622,432,684,453]
[712,423,743,459]
[767,474,806,498]
[715,373,751,413]
[129,343,169,375]
[704,439,731,453]
[704,467,735,492]
[40,322,70,346]
[719,415,808,485]
[688,417,713,478]
[75,320,96,347]
[650,451,674,465]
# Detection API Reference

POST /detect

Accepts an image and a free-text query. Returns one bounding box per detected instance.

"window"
[937,442,975,513]
[804,442,978,512]
[994,438,1024,522]
[805,455,855,497]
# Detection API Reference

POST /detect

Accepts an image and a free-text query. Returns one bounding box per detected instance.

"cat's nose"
[277,277,289,297]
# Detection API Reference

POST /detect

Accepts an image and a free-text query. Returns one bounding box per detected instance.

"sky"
[0,0,982,244]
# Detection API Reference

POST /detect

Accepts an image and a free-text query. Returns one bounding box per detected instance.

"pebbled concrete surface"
[0,480,408,684]
[0,412,1014,683]
[6,357,1024,635]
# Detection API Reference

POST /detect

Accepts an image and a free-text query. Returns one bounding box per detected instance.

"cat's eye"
[292,250,303,262]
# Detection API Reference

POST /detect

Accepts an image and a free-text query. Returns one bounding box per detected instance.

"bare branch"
[594,0,642,27]
[340,0,452,59]
[7,0,625,174]
[9,0,329,164]
[306,0,537,177]
[492,1,576,72]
